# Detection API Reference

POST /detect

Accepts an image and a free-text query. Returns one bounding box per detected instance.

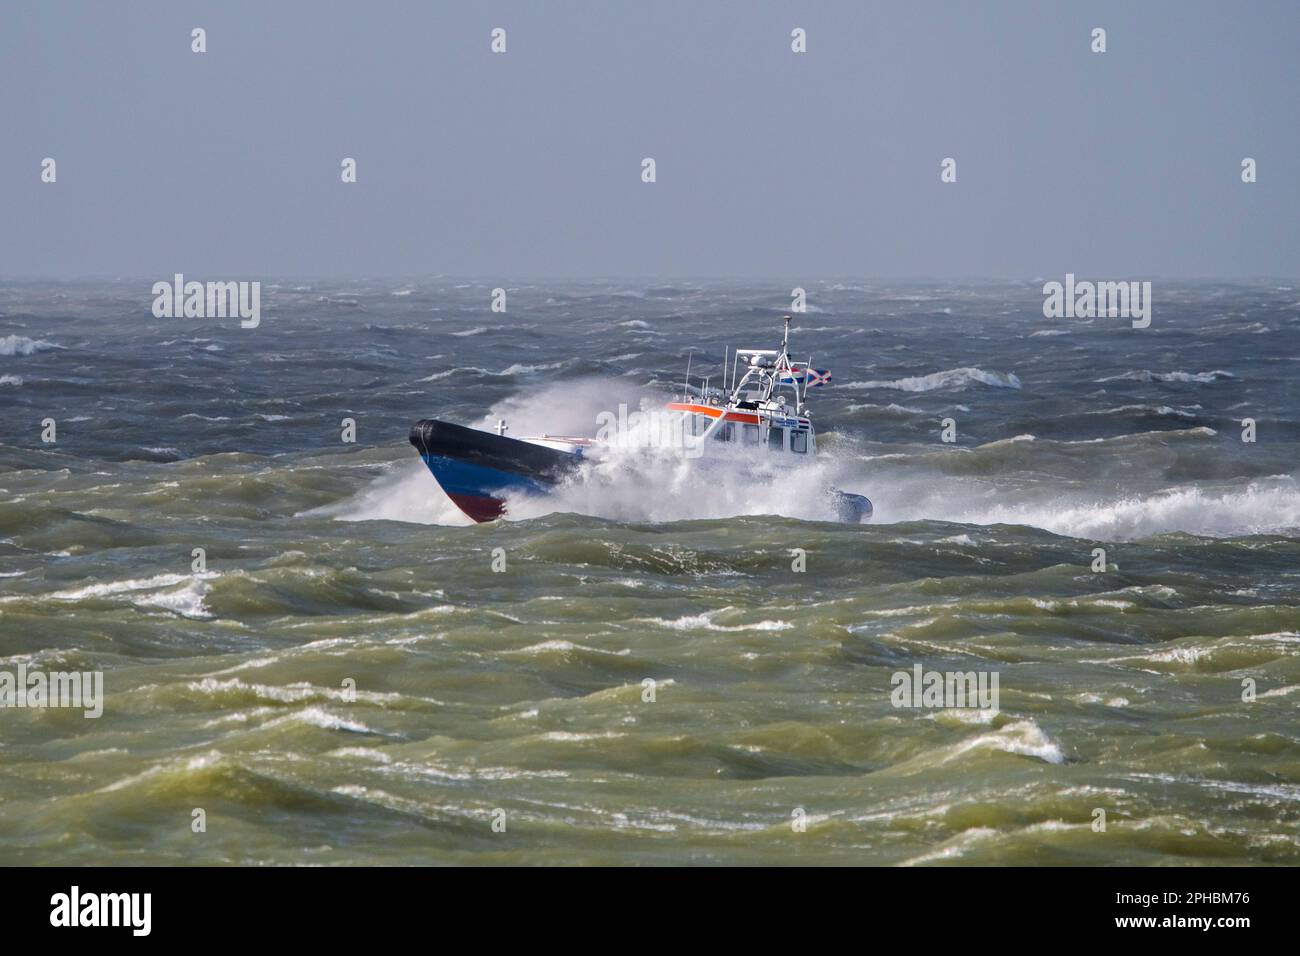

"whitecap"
[0,335,61,356]
[844,367,1021,392]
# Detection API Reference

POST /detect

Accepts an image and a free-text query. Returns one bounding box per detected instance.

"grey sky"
[2,0,1296,278]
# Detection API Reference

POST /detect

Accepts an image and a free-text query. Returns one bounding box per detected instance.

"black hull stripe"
[409,419,581,486]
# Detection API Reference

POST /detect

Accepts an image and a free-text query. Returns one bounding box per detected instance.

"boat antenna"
[683,348,694,401]
[782,315,791,355]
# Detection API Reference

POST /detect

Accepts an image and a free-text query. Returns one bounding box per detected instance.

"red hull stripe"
[447,491,506,523]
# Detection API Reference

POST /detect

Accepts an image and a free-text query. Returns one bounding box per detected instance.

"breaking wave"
[0,334,61,356]
[874,475,1300,540]
[1098,369,1236,384]
[845,367,1022,392]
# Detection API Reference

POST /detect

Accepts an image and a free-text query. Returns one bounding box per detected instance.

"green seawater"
[2,280,1299,864]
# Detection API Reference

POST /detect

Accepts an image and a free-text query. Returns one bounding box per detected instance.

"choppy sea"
[2,278,1298,864]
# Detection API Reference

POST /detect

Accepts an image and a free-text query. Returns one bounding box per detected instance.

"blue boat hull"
[409,419,581,522]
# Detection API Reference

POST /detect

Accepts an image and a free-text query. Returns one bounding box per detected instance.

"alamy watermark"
[151,273,261,328]
[1042,273,1151,328]
[0,664,104,718]
[50,886,150,936]
[595,403,704,459]
[891,664,999,713]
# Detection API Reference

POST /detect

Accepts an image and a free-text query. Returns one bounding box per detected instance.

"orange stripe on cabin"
[665,403,761,425]
[665,402,723,418]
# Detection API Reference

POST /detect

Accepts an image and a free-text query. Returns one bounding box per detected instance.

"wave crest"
[846,367,1022,392]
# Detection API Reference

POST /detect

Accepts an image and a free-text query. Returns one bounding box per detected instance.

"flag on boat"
[779,366,832,387]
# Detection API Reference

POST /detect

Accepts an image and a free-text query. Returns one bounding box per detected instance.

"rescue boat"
[409,316,872,523]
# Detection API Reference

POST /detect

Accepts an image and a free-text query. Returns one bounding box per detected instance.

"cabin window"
[791,429,808,454]
[689,413,711,437]
[741,423,760,445]
[768,426,785,450]
[714,422,734,442]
